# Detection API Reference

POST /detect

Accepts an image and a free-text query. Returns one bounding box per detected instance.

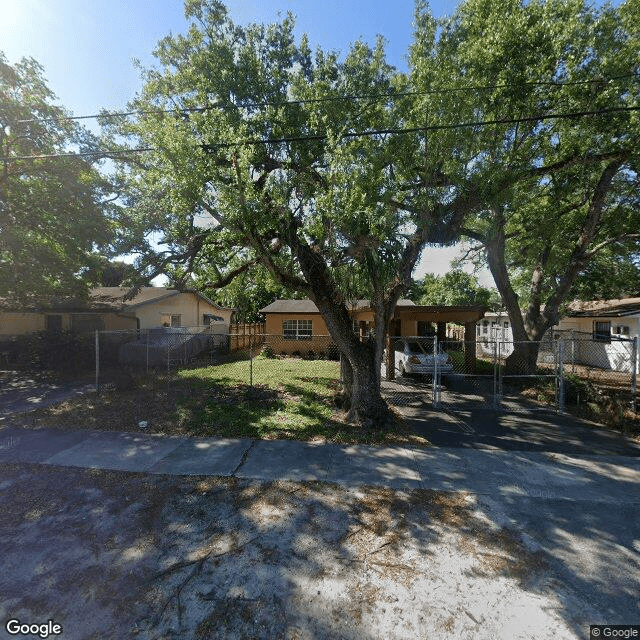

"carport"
[385,305,486,379]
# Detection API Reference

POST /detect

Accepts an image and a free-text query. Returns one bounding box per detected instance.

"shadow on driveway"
[383,378,640,456]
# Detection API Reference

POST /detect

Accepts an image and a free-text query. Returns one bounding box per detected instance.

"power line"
[12,73,639,126]
[2,104,639,162]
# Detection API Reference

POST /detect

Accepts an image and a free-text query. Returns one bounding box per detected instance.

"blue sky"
[0,0,485,284]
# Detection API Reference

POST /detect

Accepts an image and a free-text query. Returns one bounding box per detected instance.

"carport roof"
[393,305,486,323]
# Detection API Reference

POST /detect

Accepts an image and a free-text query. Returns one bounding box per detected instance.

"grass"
[176,356,342,440]
[23,354,429,446]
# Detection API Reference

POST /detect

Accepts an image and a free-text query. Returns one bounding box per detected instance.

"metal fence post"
[433,335,439,408]
[497,340,503,409]
[631,336,637,413]
[146,329,149,374]
[558,339,565,413]
[95,330,100,394]
[493,339,498,410]
[167,336,170,390]
[249,340,253,387]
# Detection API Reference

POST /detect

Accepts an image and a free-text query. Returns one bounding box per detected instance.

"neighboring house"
[90,287,234,332]
[555,297,640,373]
[477,311,513,343]
[475,299,640,372]
[0,287,235,337]
[259,300,486,365]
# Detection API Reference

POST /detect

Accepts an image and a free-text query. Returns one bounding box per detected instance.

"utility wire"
[12,73,640,126]
[2,104,639,162]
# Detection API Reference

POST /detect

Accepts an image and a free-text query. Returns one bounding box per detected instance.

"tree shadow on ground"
[1,459,637,639]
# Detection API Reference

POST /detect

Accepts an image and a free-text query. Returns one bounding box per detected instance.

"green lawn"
[173,355,427,445]
[175,356,349,441]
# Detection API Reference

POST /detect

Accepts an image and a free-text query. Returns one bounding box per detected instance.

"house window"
[482,321,488,335]
[594,321,611,343]
[161,314,181,327]
[283,319,312,340]
[615,325,630,336]
[45,314,63,331]
[504,321,510,328]
[203,313,223,324]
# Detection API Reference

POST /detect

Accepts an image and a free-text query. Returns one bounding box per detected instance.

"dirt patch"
[7,377,430,447]
[0,463,597,639]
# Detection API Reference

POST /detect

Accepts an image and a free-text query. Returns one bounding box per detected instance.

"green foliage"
[0,52,116,301]
[414,0,640,337]
[8,330,94,372]
[412,269,498,307]
[80,256,140,287]
[194,265,302,323]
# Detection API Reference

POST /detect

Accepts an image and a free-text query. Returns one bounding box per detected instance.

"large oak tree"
[0,53,115,303]
[104,0,474,427]
[407,0,640,372]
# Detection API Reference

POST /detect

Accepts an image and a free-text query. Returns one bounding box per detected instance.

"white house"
[475,298,640,372]
[555,298,640,373]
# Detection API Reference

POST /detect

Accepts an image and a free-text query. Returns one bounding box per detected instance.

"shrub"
[324,343,340,361]
[9,330,94,372]
[260,344,275,358]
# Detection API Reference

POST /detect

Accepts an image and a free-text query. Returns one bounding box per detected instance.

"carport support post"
[464,322,476,373]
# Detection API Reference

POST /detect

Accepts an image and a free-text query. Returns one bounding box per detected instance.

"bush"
[9,330,94,372]
[563,373,595,405]
[324,343,340,361]
[260,344,275,358]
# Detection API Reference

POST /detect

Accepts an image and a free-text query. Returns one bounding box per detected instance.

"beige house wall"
[264,312,332,354]
[0,312,45,336]
[133,293,233,330]
[0,311,138,336]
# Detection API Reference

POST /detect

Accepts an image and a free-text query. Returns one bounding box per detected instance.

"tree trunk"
[343,340,394,427]
[504,340,540,376]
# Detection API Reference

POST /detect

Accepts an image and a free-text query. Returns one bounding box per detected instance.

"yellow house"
[259,299,486,371]
[0,287,235,337]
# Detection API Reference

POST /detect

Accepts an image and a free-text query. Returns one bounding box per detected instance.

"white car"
[393,339,453,377]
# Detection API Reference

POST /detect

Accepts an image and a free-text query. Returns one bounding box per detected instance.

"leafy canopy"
[0,53,115,303]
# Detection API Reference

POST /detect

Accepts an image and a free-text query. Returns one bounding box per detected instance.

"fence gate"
[496,339,564,414]
[435,337,498,414]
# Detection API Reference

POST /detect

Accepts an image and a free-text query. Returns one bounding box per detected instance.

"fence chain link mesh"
[93,329,637,423]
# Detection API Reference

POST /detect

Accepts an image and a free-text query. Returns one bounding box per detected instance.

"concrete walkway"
[1,425,639,505]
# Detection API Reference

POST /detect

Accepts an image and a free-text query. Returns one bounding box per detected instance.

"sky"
[1,0,489,286]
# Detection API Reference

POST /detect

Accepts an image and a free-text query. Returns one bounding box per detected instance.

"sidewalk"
[1,425,639,505]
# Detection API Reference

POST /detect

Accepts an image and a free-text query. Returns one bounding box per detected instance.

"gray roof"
[90,287,233,312]
[567,297,640,318]
[259,299,415,314]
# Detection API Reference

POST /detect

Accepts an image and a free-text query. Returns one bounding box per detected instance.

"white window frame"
[161,314,181,327]
[283,319,312,340]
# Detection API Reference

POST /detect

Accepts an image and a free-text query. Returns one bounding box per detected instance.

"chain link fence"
[387,334,637,416]
[94,330,341,392]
